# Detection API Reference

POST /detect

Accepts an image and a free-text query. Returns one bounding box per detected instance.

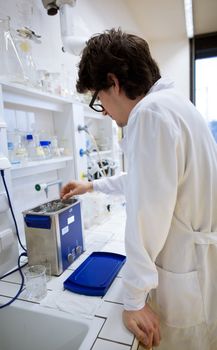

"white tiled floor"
[0,280,25,298]
[83,240,108,256]
[101,240,126,255]
[46,268,74,290]
[1,270,23,284]
[96,301,133,345]
[0,206,137,349]
[84,230,115,243]
[92,338,131,350]
[103,277,124,304]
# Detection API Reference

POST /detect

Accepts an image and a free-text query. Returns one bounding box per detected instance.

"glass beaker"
[0,16,26,83]
[24,265,47,301]
[17,39,38,87]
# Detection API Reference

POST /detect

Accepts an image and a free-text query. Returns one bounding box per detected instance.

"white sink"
[0,299,102,350]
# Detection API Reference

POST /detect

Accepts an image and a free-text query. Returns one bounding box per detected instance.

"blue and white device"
[23,198,84,276]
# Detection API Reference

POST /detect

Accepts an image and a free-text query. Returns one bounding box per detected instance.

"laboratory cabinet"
[0,83,77,264]
[0,82,122,274]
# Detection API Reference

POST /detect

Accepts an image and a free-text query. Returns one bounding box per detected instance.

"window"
[195,56,217,122]
[190,32,217,140]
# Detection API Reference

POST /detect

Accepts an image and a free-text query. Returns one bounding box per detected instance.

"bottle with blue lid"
[26,134,37,161]
[7,141,20,165]
[39,141,51,159]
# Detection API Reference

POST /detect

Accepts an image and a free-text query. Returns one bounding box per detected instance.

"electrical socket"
[0,192,9,213]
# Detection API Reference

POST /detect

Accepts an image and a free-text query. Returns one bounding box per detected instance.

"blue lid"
[63,251,126,296]
[40,141,50,146]
[7,142,14,150]
[26,134,33,140]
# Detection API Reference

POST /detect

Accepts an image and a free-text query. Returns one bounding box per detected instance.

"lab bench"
[0,207,144,350]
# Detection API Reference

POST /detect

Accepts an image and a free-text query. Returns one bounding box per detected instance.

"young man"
[61,28,217,349]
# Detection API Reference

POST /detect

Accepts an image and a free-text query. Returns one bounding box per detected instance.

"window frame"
[190,32,217,104]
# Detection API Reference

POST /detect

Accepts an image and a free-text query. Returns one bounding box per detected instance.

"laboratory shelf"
[11,156,73,179]
[0,82,77,112]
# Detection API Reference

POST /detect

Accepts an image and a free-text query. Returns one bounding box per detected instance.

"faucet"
[35,180,62,198]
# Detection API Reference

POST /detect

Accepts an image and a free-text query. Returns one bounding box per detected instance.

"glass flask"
[0,16,26,83]
[17,39,37,87]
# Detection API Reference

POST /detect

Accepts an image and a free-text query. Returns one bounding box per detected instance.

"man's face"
[97,89,129,127]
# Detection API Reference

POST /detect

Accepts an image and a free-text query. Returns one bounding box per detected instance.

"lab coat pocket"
[194,232,217,324]
[155,266,204,328]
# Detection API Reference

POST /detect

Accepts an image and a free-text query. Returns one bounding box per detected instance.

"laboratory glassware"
[17,39,38,87]
[24,265,47,301]
[0,16,26,83]
[26,134,37,161]
[39,141,52,159]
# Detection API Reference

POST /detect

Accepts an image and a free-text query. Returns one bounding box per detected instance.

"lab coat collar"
[127,78,174,123]
[147,77,174,95]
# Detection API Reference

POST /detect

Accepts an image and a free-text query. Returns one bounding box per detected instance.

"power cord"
[0,169,28,309]
[0,252,27,309]
[0,169,26,252]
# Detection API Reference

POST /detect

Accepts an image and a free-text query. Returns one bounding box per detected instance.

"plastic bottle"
[34,134,45,161]
[26,134,37,161]
[50,136,61,157]
[39,141,51,159]
[59,138,70,156]
[7,141,19,166]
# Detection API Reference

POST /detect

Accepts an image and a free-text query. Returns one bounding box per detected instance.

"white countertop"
[0,205,144,350]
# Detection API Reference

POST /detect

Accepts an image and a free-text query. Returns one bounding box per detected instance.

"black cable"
[0,169,28,308]
[0,260,28,280]
[0,169,27,252]
[0,252,27,309]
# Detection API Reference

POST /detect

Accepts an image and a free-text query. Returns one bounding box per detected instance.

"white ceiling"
[126,0,217,41]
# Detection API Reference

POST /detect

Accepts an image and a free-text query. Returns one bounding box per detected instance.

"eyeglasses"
[89,90,105,112]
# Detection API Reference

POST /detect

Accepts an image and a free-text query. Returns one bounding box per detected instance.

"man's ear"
[107,73,120,93]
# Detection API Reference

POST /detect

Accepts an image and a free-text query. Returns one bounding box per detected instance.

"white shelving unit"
[11,156,73,179]
[2,82,73,112]
[0,82,123,266]
[0,82,80,251]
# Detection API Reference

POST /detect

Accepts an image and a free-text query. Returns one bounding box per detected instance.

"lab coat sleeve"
[123,107,181,310]
[93,173,127,195]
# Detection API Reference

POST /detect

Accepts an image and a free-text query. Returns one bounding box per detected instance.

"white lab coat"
[93,78,217,349]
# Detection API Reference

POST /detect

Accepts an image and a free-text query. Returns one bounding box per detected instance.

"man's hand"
[60,180,93,200]
[122,304,161,349]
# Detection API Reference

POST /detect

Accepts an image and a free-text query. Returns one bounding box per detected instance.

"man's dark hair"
[76,28,161,99]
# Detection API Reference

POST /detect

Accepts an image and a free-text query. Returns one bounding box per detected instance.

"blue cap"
[26,134,33,140]
[40,141,50,146]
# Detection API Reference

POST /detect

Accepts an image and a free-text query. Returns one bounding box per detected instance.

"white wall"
[150,37,190,98]
[0,0,191,271]
[0,0,141,91]
[0,0,190,98]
